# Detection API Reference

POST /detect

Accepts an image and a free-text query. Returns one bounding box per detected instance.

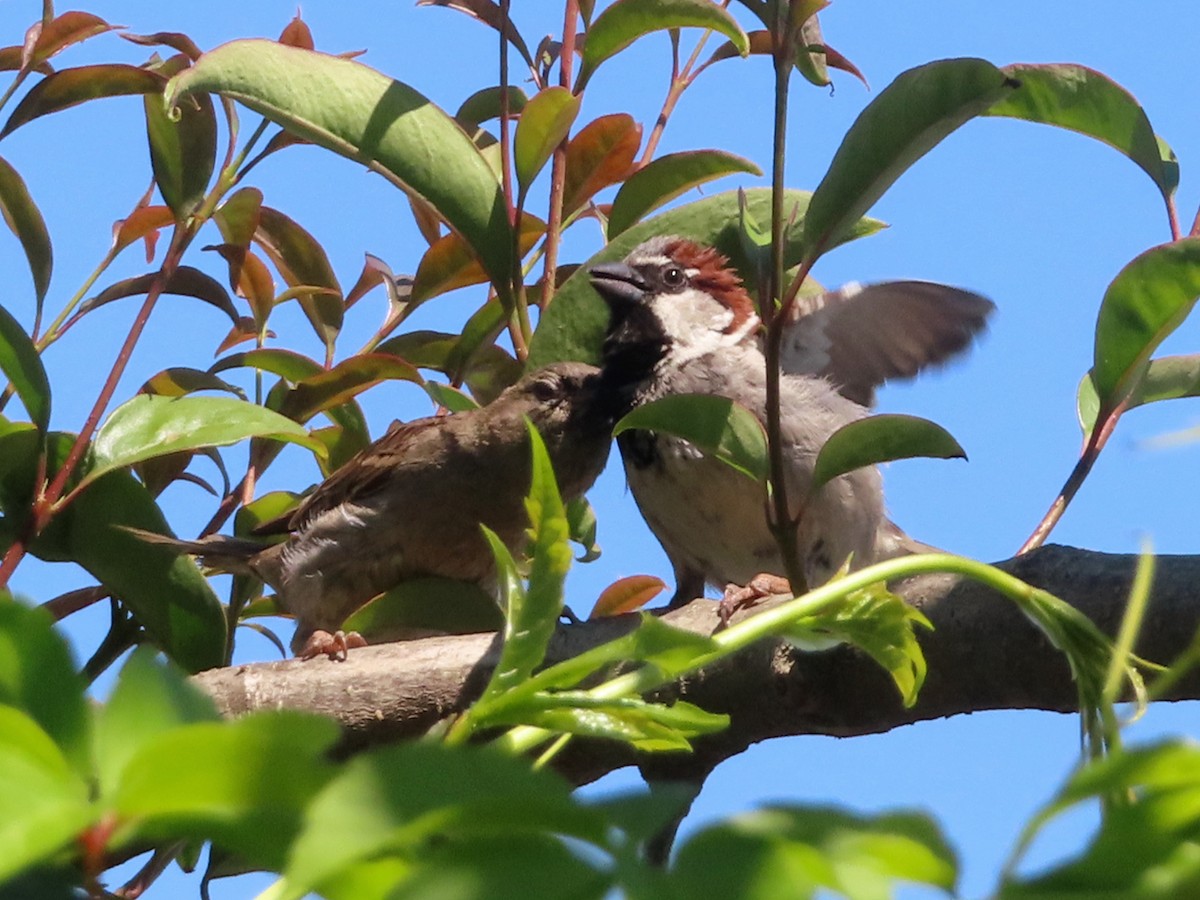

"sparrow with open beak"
[590,235,992,607]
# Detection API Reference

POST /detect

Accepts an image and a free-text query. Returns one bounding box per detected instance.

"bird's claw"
[297,629,368,661]
[717,573,792,629]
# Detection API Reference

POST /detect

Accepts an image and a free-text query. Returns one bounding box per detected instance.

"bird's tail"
[122,527,263,575]
[873,518,943,561]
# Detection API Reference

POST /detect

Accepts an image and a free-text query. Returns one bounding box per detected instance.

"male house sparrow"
[590,235,992,607]
[142,362,620,659]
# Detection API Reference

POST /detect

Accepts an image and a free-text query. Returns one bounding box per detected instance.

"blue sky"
[1,1,1198,896]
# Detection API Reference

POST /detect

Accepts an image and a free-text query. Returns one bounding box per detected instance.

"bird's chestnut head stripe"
[660,238,757,336]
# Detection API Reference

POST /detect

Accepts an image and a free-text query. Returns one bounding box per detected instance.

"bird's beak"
[588,262,648,308]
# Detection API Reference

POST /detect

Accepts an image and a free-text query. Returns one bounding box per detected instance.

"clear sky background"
[2,1,1198,897]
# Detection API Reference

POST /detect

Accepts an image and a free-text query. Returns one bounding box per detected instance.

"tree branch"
[192,545,1200,783]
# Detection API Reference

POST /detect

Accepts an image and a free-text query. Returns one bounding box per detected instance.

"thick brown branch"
[193,545,1200,783]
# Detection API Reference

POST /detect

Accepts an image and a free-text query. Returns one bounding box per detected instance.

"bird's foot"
[297,629,368,661]
[717,574,792,628]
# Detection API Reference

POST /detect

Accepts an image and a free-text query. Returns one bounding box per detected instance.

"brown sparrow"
[140,361,620,658]
[590,235,991,607]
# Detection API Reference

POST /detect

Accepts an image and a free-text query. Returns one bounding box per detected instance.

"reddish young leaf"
[254,206,343,351]
[112,205,174,261]
[589,575,668,619]
[0,46,51,74]
[0,65,165,138]
[417,0,534,70]
[280,353,424,423]
[0,155,52,307]
[214,187,264,257]
[279,13,315,50]
[561,114,642,219]
[345,253,411,314]
[412,212,544,302]
[120,31,203,61]
[214,317,270,355]
[407,192,444,246]
[72,267,239,328]
[26,11,115,68]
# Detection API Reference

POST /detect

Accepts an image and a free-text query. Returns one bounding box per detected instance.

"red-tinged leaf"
[144,58,217,219]
[456,85,527,126]
[0,155,52,308]
[577,0,749,90]
[140,367,246,399]
[413,212,544,302]
[241,128,309,176]
[120,31,203,61]
[407,192,444,246]
[345,253,410,312]
[589,575,667,619]
[112,205,174,258]
[214,317,270,356]
[561,114,641,219]
[607,150,762,238]
[280,353,424,423]
[0,46,51,74]
[254,205,342,350]
[825,43,867,88]
[417,0,534,70]
[73,266,239,327]
[376,329,520,402]
[212,187,263,274]
[279,14,315,50]
[236,251,276,325]
[1,64,165,138]
[211,347,323,383]
[514,87,580,199]
[27,11,115,67]
[792,6,830,88]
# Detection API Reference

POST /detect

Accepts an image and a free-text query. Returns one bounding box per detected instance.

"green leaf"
[0,427,227,671]
[0,602,90,776]
[0,156,52,308]
[94,646,218,798]
[607,149,762,238]
[615,394,768,483]
[144,58,217,219]
[576,0,749,90]
[110,712,339,869]
[987,63,1178,203]
[411,212,543,303]
[282,743,604,898]
[0,64,165,138]
[783,582,931,706]
[528,188,885,368]
[254,205,343,352]
[1091,238,1200,415]
[562,113,642,219]
[479,423,572,704]
[456,85,528,125]
[0,303,50,434]
[566,494,601,562]
[674,806,957,900]
[75,266,240,325]
[277,353,423,424]
[140,366,246,400]
[1078,354,1200,439]
[1002,741,1200,898]
[514,695,728,751]
[165,40,512,297]
[342,576,502,642]
[0,707,93,885]
[513,86,579,199]
[802,58,1014,262]
[810,414,965,495]
[89,394,326,488]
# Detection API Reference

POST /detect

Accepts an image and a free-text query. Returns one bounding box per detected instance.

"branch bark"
[193,545,1200,783]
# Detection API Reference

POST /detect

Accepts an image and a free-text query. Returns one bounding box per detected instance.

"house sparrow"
[139,362,619,659]
[589,235,991,607]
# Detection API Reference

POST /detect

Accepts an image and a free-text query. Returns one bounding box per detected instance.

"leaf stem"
[538,0,578,311]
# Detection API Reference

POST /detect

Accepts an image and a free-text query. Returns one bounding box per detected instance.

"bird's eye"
[661,266,686,289]
[531,377,559,401]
